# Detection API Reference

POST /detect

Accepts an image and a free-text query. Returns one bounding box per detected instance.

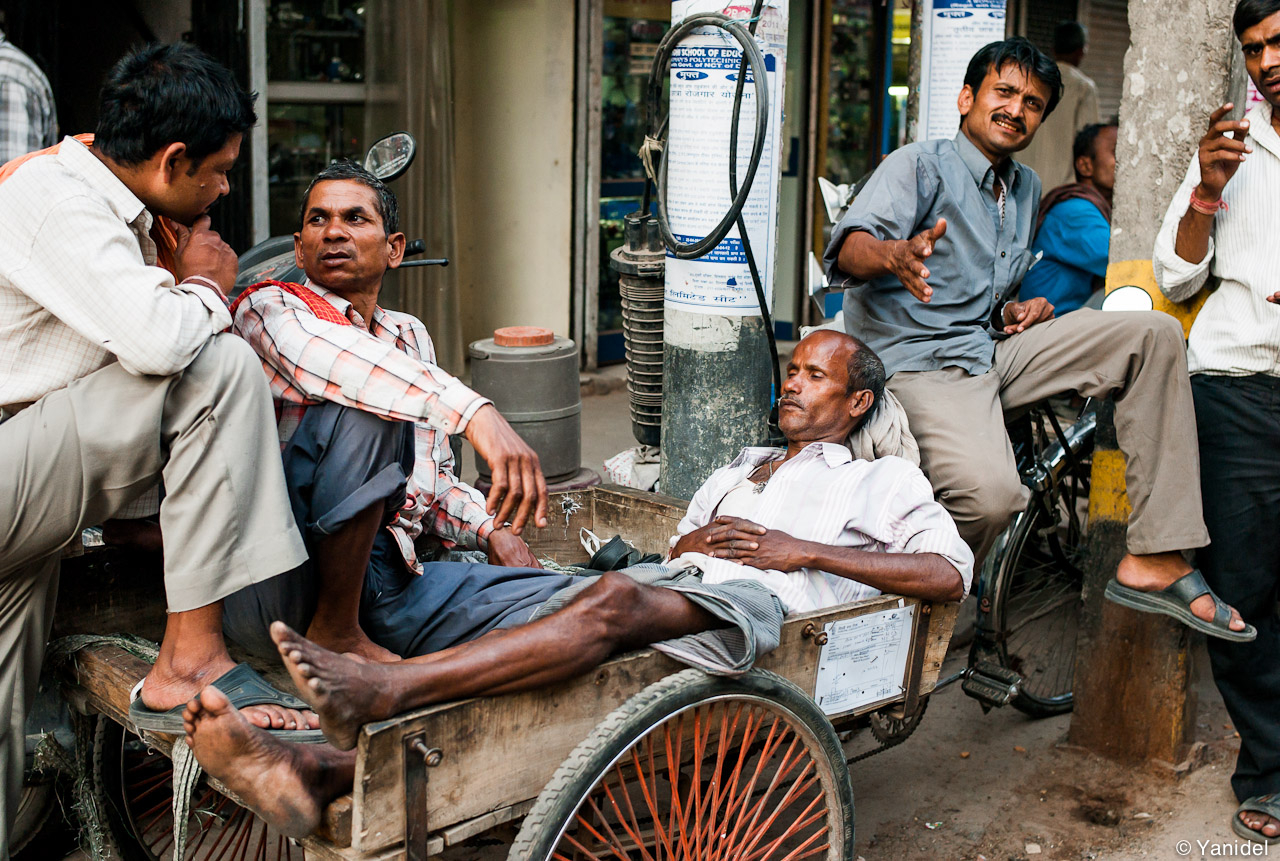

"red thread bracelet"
[1190,188,1228,215]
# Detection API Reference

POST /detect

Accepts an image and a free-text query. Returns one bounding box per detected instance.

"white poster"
[811,604,916,716]
[917,0,1007,142]
[664,1,786,315]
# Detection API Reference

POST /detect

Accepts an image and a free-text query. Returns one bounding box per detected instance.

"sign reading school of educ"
[664,0,787,316]
[917,0,1008,142]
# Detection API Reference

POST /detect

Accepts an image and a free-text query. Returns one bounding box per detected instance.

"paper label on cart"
[812,605,916,716]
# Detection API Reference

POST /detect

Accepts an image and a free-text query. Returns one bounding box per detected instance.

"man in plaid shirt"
[0,28,56,164]
[228,161,548,662]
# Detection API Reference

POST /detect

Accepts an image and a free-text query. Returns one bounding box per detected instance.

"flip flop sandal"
[1104,569,1257,643]
[129,662,326,742]
[1233,794,1280,844]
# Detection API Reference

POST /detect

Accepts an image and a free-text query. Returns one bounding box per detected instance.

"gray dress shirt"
[823,131,1041,377]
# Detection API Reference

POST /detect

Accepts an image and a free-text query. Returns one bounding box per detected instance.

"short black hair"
[1072,122,1116,180]
[1234,0,1280,37]
[299,160,400,235]
[1054,21,1088,55]
[963,37,1063,119]
[95,43,257,168]
[845,336,886,426]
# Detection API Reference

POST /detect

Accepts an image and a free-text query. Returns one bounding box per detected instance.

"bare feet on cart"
[183,685,351,837]
[1113,552,1249,635]
[272,621,395,750]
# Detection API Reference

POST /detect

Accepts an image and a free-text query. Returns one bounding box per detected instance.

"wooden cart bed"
[54,486,959,860]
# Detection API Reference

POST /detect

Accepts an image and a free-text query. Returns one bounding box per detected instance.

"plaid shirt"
[232,280,496,572]
[0,31,56,165]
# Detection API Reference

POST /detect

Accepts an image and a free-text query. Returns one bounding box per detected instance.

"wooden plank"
[350,594,914,855]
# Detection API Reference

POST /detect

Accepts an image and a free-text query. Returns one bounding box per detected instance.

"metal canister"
[468,327,581,484]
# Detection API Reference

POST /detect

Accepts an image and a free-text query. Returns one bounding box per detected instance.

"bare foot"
[271,622,400,750]
[304,623,400,664]
[1240,810,1280,841]
[141,658,319,733]
[1115,552,1248,633]
[182,685,354,838]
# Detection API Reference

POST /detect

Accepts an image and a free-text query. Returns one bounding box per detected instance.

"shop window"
[265,0,368,237]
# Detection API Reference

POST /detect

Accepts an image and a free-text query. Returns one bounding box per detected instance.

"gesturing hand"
[486,526,542,569]
[173,215,237,294]
[1196,103,1252,203]
[891,219,947,302]
[1002,297,1055,334]
[464,404,548,534]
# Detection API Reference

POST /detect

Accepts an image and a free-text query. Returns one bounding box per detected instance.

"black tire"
[510,668,855,861]
[90,716,306,860]
[9,779,56,857]
[978,413,1095,718]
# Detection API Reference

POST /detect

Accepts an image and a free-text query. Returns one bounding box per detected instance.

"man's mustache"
[778,396,801,408]
[992,113,1026,133]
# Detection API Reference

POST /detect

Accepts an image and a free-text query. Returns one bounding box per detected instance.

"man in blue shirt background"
[1022,122,1117,313]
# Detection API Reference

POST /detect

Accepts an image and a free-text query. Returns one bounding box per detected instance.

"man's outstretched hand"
[464,404,548,534]
[671,515,810,572]
[1196,103,1252,203]
[891,219,947,302]
[1001,296,1055,334]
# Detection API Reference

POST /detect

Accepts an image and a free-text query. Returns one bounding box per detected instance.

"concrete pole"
[1068,0,1245,764]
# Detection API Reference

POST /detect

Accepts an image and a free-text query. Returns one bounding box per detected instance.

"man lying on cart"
[186,160,974,839]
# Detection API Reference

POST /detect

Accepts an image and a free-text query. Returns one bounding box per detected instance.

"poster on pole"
[916,0,1007,142]
[663,0,786,315]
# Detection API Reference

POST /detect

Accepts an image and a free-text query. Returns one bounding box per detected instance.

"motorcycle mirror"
[1101,284,1154,313]
[364,132,417,181]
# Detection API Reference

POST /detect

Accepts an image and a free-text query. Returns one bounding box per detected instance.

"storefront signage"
[916,0,1007,142]
[664,0,787,316]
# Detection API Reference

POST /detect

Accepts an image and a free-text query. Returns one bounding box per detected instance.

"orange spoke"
[731,767,821,861]
[584,791,646,861]
[558,828,612,861]
[605,762,659,861]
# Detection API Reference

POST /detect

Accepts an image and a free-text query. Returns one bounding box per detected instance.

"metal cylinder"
[610,211,666,447]
[468,333,581,484]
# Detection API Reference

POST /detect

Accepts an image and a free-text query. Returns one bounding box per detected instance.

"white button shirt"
[1154,102,1280,376]
[673,443,973,614]
[0,137,231,409]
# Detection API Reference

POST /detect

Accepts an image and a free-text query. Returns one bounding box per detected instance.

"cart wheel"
[10,778,55,856]
[89,716,306,860]
[510,668,855,861]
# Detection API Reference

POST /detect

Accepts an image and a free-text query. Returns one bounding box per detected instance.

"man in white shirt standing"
[0,44,313,859]
[1152,0,1280,844]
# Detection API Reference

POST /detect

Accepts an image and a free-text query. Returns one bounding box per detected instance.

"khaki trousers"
[887,309,1208,566]
[0,334,307,858]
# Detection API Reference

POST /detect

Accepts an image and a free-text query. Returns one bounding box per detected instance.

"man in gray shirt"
[825,37,1251,641]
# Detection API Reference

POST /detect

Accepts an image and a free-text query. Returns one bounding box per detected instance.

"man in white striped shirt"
[179,330,971,837]
[1153,0,1280,843]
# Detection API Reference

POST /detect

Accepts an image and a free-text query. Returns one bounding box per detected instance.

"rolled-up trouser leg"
[994,309,1208,554]
[222,402,413,658]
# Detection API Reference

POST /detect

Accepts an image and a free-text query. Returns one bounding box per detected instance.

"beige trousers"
[0,333,307,858]
[887,309,1208,567]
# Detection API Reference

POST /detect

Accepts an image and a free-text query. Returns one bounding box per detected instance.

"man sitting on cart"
[193,181,973,834]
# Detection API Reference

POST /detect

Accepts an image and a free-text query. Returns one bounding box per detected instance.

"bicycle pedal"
[961,661,1023,708]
